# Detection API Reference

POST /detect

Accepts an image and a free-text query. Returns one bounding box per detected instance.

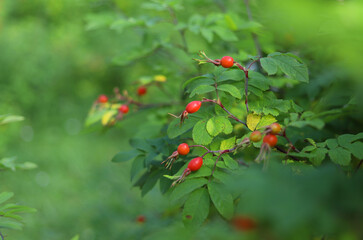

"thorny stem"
[247,58,261,70]
[275,146,302,161]
[278,128,300,153]
[202,98,247,127]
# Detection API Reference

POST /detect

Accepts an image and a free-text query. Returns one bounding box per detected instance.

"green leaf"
[328,147,351,166]
[222,155,238,170]
[141,170,162,197]
[111,150,139,163]
[326,139,339,149]
[170,178,208,203]
[187,165,212,179]
[337,134,360,148]
[193,120,213,145]
[220,137,236,150]
[130,155,145,181]
[217,69,244,83]
[206,116,233,137]
[201,28,213,43]
[0,218,23,230]
[0,192,14,204]
[211,26,238,41]
[249,72,269,91]
[167,115,200,139]
[183,188,210,228]
[260,52,309,83]
[260,57,278,75]
[208,181,234,219]
[345,142,363,159]
[217,84,242,99]
[309,148,328,166]
[183,75,210,89]
[190,85,215,98]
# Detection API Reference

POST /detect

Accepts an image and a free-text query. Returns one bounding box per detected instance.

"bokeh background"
[1,0,362,239]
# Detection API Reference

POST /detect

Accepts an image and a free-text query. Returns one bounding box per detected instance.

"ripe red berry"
[232,216,256,231]
[98,94,108,103]
[270,123,281,135]
[177,143,190,155]
[188,157,203,171]
[263,134,278,147]
[119,105,129,114]
[136,215,146,223]
[250,131,262,142]
[137,86,147,96]
[220,56,234,68]
[185,101,202,114]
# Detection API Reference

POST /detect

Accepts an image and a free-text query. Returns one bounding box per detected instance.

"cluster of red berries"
[177,143,203,172]
[249,123,281,147]
[97,86,148,116]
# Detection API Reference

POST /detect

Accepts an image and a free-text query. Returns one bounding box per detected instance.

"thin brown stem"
[202,98,247,126]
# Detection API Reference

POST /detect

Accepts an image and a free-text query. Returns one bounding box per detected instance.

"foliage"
[84,0,363,239]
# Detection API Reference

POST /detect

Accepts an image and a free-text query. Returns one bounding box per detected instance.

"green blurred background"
[1,0,362,239]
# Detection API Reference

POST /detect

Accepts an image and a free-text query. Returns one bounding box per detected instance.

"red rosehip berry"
[177,143,190,155]
[136,215,146,223]
[270,123,281,135]
[119,105,129,114]
[188,157,203,171]
[250,131,262,142]
[185,101,202,114]
[98,94,108,103]
[263,134,278,147]
[137,86,147,96]
[232,216,256,231]
[220,56,234,68]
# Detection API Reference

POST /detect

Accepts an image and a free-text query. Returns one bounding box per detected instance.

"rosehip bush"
[84,0,363,238]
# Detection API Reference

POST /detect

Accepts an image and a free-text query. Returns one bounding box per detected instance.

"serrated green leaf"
[328,147,351,166]
[326,139,339,149]
[206,116,232,137]
[183,188,210,228]
[170,178,208,203]
[217,69,244,83]
[337,134,359,148]
[260,57,278,75]
[344,142,363,159]
[220,137,236,150]
[190,85,216,98]
[222,155,238,170]
[193,120,213,145]
[256,115,277,129]
[261,53,309,83]
[309,148,328,166]
[217,84,242,99]
[249,72,269,91]
[208,181,234,219]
